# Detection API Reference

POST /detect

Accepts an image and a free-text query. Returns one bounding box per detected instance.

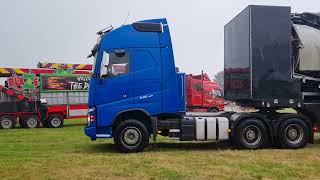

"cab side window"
[100,50,131,78]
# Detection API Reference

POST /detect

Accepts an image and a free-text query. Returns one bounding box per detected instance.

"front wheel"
[114,119,149,153]
[278,118,309,149]
[234,118,269,149]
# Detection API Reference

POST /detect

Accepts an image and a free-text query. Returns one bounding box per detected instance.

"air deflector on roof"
[132,22,163,32]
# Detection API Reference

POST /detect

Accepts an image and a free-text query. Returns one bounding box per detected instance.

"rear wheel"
[235,118,268,149]
[278,118,309,149]
[0,115,16,129]
[114,119,149,153]
[47,115,64,128]
[23,115,39,128]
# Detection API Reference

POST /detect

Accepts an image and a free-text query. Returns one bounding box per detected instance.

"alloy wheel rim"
[242,125,262,146]
[285,124,304,144]
[1,119,12,129]
[121,127,142,148]
[27,118,37,128]
[51,117,61,127]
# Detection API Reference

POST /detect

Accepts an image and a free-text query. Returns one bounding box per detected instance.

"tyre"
[114,119,149,153]
[23,115,40,128]
[278,118,309,149]
[0,115,16,129]
[234,118,269,149]
[47,114,64,128]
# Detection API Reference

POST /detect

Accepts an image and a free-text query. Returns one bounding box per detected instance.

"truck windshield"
[100,51,130,78]
[213,89,222,98]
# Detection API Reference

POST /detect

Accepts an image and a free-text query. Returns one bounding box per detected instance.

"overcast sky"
[0,0,319,78]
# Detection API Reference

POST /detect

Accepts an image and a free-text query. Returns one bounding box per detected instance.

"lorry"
[0,65,91,129]
[85,5,320,153]
[186,73,224,112]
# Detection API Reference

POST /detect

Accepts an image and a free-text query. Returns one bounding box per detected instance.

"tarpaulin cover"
[294,24,320,71]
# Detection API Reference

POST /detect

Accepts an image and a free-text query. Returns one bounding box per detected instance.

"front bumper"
[84,124,113,141]
[84,126,97,141]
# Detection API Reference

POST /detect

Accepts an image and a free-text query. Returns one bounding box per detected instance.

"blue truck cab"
[85,19,186,152]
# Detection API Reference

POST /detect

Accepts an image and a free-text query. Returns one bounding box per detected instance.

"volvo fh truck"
[85,5,320,153]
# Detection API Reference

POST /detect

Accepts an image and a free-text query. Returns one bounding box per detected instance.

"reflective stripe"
[96,134,111,138]
[69,109,88,117]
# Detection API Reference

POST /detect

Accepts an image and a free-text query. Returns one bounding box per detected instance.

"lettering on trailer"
[41,75,91,92]
[7,73,40,90]
[70,76,90,91]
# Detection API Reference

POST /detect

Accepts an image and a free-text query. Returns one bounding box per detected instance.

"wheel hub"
[51,117,61,127]
[288,129,298,139]
[246,130,256,140]
[242,125,262,146]
[1,119,12,128]
[285,124,303,144]
[27,118,37,128]
[122,127,141,147]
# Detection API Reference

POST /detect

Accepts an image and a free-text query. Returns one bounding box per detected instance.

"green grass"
[0,119,320,179]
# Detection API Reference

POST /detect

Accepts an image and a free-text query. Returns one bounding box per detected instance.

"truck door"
[94,49,133,126]
[133,48,161,113]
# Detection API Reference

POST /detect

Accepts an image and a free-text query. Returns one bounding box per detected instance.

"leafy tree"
[213,70,224,90]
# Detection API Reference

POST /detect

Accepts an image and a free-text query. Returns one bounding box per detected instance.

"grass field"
[0,119,320,179]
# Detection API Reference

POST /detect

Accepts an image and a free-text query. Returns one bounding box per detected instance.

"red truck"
[186,73,224,112]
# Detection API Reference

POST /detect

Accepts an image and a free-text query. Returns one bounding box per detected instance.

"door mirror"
[100,52,110,77]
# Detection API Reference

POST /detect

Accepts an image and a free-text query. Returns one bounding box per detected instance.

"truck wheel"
[278,118,309,149]
[47,115,64,128]
[114,119,149,153]
[23,115,39,128]
[0,115,16,129]
[235,118,268,149]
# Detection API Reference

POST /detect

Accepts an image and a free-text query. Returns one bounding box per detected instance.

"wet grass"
[0,119,319,179]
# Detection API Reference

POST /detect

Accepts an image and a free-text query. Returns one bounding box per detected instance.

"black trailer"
[224,5,320,149]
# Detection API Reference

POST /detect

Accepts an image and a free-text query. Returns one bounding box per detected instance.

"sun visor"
[294,24,320,71]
